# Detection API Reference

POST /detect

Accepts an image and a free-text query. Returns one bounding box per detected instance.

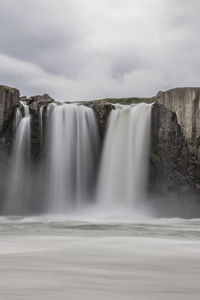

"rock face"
[90,101,115,143]
[0,85,20,160]
[0,86,20,201]
[0,85,20,134]
[151,87,200,196]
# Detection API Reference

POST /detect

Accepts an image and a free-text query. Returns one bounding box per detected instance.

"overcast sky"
[0,0,200,101]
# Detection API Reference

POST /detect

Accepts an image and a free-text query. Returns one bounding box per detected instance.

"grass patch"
[4,86,14,94]
[96,96,156,105]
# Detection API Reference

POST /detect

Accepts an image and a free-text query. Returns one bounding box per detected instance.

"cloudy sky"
[0,0,200,101]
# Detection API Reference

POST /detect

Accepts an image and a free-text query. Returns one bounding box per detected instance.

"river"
[0,215,200,299]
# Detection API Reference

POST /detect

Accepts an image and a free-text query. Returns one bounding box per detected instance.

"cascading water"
[14,107,22,131]
[44,104,99,213]
[2,100,152,217]
[96,103,152,212]
[39,105,44,141]
[4,102,31,215]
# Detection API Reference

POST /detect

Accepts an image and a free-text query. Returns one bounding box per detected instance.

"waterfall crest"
[96,103,152,210]
[44,104,100,213]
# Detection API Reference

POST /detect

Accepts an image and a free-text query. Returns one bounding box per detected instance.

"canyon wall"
[151,87,200,198]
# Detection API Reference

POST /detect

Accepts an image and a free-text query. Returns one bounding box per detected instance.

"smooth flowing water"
[0,217,200,300]
[44,103,99,213]
[96,103,152,211]
[13,107,22,131]
[4,102,31,215]
[39,104,44,142]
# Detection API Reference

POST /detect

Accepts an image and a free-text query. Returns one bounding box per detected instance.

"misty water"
[1,216,200,300]
[1,102,200,299]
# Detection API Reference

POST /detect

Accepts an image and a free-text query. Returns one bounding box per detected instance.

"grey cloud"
[0,0,88,77]
[164,0,200,34]
[110,55,143,80]
[0,0,200,100]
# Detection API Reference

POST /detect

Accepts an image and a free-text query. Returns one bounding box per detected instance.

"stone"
[90,101,115,143]
[151,87,200,195]
[0,85,20,133]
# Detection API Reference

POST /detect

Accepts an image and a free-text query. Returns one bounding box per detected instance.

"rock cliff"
[151,87,200,198]
[0,86,20,201]
[0,85,20,139]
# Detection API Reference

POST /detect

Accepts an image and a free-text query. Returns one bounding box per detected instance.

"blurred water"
[1,215,200,238]
[45,104,99,213]
[4,102,31,215]
[96,103,152,209]
[0,216,200,300]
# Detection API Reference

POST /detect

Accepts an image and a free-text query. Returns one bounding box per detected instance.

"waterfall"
[14,107,22,131]
[4,102,31,215]
[39,105,44,140]
[44,104,99,213]
[20,101,30,116]
[96,103,152,211]
[2,100,152,217]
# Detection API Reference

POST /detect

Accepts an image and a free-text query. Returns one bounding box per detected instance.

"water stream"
[96,103,152,211]
[4,102,31,215]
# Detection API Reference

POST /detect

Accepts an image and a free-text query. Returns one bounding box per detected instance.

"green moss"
[96,96,156,105]
[150,152,160,165]
[4,86,14,94]
[197,136,200,148]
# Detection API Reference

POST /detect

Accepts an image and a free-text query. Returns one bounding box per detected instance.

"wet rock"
[90,101,115,143]
[23,94,55,114]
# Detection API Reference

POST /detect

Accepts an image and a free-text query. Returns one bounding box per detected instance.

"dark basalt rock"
[0,85,20,133]
[151,87,200,197]
[90,101,115,143]
[0,85,20,161]
[0,86,20,202]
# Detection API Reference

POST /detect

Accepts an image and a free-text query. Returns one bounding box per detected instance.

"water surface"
[0,216,200,300]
